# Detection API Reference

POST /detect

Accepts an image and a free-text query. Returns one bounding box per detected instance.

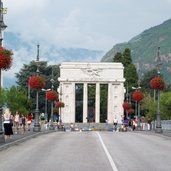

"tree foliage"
[160,92,171,120]
[16,61,60,91]
[5,86,31,115]
[142,91,171,121]
[113,48,138,92]
[113,52,123,63]
[141,93,156,122]
[122,48,132,67]
[140,69,158,93]
[15,61,60,114]
[0,88,6,106]
[124,64,138,90]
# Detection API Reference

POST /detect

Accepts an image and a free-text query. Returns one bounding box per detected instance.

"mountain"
[3,32,104,88]
[101,18,171,84]
[4,32,104,62]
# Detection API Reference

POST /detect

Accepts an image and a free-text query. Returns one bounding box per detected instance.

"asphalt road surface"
[0,131,171,171]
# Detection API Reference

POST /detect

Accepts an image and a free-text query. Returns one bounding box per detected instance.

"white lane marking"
[96,132,118,171]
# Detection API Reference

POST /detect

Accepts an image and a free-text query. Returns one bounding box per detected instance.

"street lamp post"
[155,47,162,133]
[125,83,129,119]
[57,84,62,122]
[132,86,141,130]
[33,44,41,132]
[49,68,55,130]
[42,88,51,122]
[0,0,7,143]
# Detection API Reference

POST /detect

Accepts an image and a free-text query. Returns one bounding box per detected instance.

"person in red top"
[27,113,32,131]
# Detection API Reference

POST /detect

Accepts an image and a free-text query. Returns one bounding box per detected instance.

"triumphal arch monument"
[58,62,125,124]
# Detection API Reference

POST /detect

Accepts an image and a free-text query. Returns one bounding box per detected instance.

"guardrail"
[151,120,171,130]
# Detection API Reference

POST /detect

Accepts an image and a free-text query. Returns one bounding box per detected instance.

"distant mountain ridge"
[3,32,104,88]
[101,18,171,83]
[4,32,104,62]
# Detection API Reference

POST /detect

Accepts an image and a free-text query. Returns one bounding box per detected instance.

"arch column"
[107,83,113,122]
[95,83,100,123]
[83,82,88,123]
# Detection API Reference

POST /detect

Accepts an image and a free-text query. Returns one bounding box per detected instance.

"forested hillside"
[101,18,171,84]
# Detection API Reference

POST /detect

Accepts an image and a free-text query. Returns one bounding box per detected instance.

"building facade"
[58,62,125,124]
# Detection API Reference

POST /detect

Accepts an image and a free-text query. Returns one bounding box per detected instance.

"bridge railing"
[151,120,171,131]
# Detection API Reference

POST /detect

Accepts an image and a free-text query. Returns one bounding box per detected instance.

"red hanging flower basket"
[127,108,134,114]
[0,47,13,70]
[46,90,58,101]
[122,101,131,110]
[150,76,165,90]
[56,101,65,108]
[28,75,45,90]
[132,90,144,102]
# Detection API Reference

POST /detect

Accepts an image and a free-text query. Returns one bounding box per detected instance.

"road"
[0,131,171,171]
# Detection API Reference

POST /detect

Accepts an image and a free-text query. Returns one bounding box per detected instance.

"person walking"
[40,113,45,128]
[27,113,32,131]
[14,111,20,134]
[21,114,26,133]
[3,108,13,140]
[113,116,118,132]
[132,118,137,131]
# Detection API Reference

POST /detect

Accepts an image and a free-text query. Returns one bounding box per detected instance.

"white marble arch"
[58,62,125,124]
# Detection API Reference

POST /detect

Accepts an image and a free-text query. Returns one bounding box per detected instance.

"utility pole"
[155,47,162,133]
[49,67,55,130]
[0,0,7,143]
[33,44,41,132]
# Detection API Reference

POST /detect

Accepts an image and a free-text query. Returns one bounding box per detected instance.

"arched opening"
[75,84,83,122]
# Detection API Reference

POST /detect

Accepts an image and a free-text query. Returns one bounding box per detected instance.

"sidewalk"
[134,129,171,138]
[0,126,55,151]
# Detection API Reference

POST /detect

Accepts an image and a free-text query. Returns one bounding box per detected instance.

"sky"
[2,0,171,86]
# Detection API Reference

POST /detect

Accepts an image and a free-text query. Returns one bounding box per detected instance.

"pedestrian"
[21,114,26,133]
[70,123,74,131]
[123,117,129,132]
[128,119,132,131]
[132,118,137,131]
[105,119,109,130]
[40,113,45,128]
[14,111,20,134]
[3,108,13,140]
[113,116,118,132]
[27,113,32,131]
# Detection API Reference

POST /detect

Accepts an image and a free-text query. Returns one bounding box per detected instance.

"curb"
[133,130,171,139]
[0,130,54,151]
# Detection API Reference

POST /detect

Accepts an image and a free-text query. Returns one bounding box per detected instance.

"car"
[81,127,92,131]
[74,127,80,131]
[64,127,71,132]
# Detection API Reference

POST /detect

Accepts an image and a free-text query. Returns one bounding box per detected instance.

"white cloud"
[3,0,171,51]
[3,47,35,80]
[2,0,171,87]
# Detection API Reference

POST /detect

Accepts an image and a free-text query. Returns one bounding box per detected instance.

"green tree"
[142,93,156,122]
[160,92,171,120]
[142,91,171,122]
[113,52,123,63]
[16,61,60,91]
[124,64,138,91]
[140,69,158,93]
[6,86,31,115]
[112,48,138,92]
[15,61,60,114]
[0,88,6,107]
[122,48,132,67]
